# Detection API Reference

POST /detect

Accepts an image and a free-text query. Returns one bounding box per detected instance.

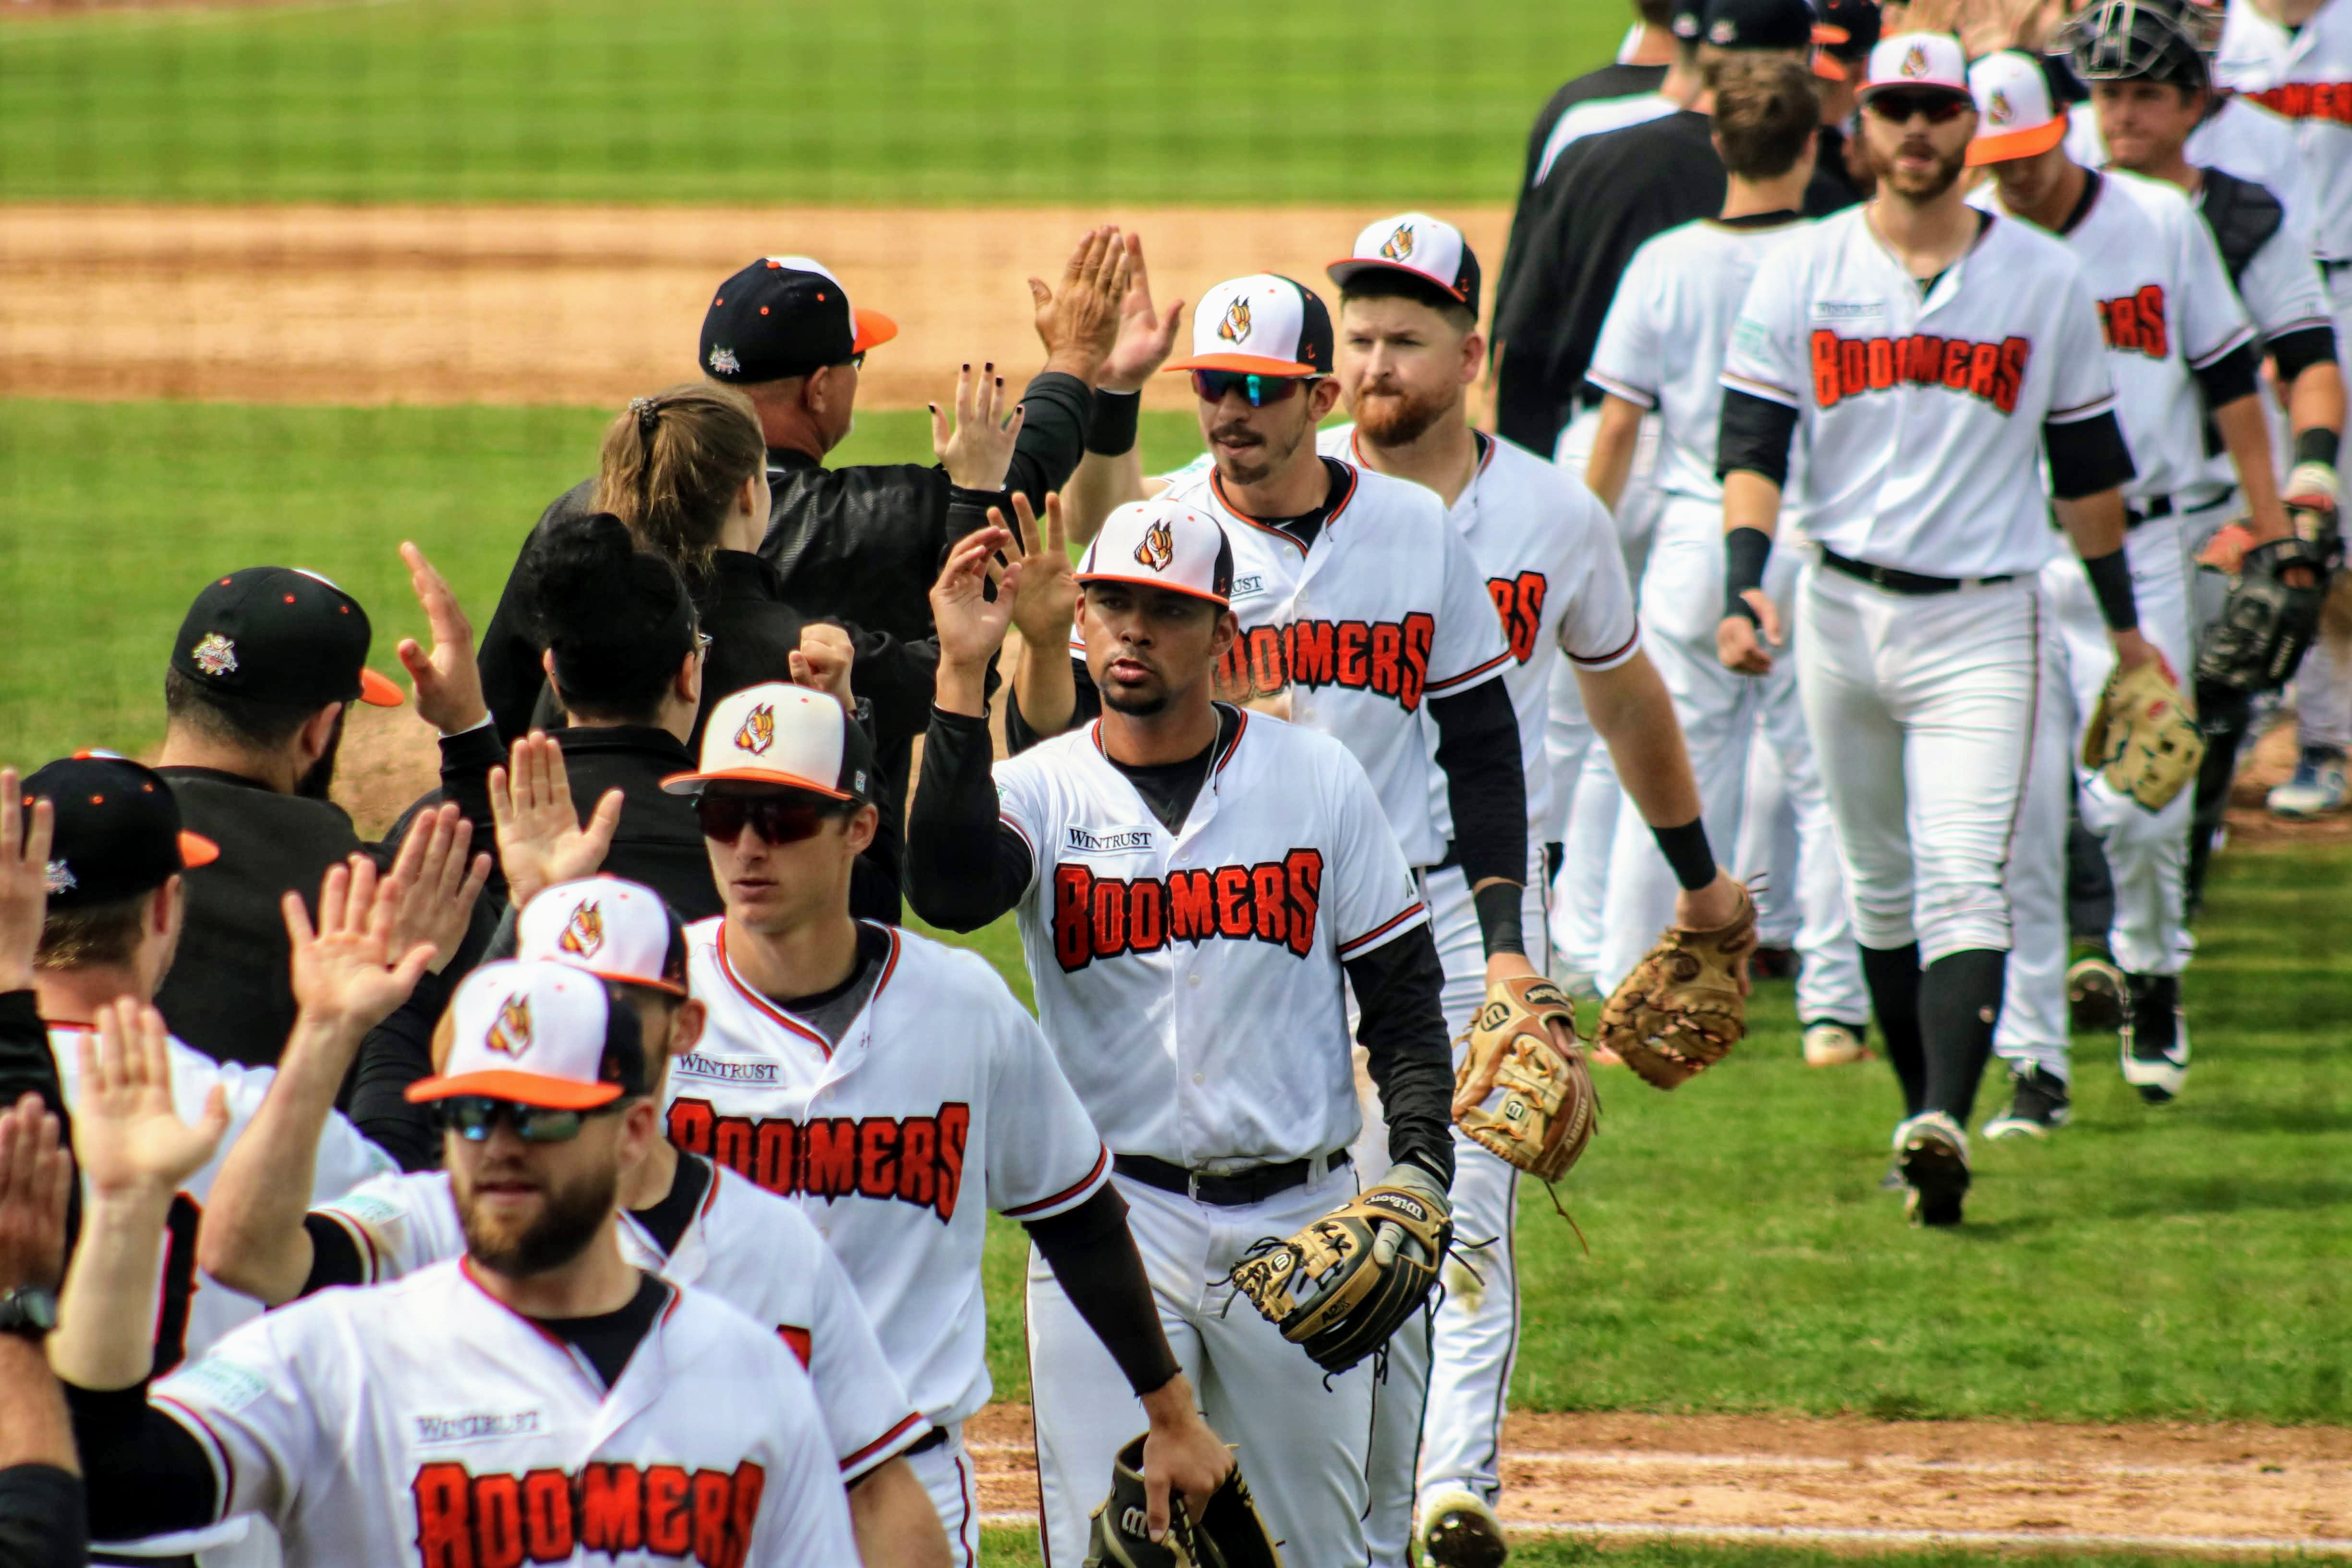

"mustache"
[1209,421,1264,446]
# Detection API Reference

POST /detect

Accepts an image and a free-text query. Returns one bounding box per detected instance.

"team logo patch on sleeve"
[1379,223,1415,262]
[1218,296,1252,344]
[485,995,533,1059]
[191,633,239,677]
[558,902,605,959]
[1134,517,1175,572]
[733,704,776,755]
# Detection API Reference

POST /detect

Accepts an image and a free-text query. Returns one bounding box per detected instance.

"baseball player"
[1965,47,2306,1123]
[654,681,1229,1567]
[908,500,1458,1568]
[1584,55,1874,1069]
[1715,32,2150,1225]
[1314,211,1746,1567]
[53,972,860,1568]
[194,874,948,1567]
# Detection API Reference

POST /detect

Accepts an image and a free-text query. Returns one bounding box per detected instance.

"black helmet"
[2057,0,2214,92]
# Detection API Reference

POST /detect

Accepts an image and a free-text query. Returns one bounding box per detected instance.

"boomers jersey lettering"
[995,708,1428,1169]
[150,1262,856,1568]
[666,922,1110,1426]
[1722,207,2118,579]
[2218,0,2352,264]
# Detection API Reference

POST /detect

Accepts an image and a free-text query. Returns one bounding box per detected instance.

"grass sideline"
[0,0,1623,205]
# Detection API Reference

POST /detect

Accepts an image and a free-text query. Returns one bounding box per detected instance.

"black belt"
[906,1426,949,1455]
[1114,1151,1349,1207]
[1819,547,2013,596]
[2127,492,2233,529]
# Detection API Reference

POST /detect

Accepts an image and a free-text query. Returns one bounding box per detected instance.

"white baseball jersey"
[1157,457,1515,867]
[311,1161,927,1481]
[664,921,1109,1426]
[2066,94,2320,231]
[1722,206,2120,577]
[1976,170,2254,502]
[1317,424,1639,838]
[46,1023,390,1371]
[994,709,1428,1168]
[151,1261,854,1568]
[1588,213,1818,503]
[2217,0,2352,263]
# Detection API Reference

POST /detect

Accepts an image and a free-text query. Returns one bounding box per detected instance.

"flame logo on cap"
[1218,296,1252,345]
[1135,518,1175,573]
[735,705,776,756]
[485,995,532,1059]
[558,901,604,959]
[707,345,741,377]
[1379,224,1415,262]
[1988,87,2013,125]
[1900,42,1929,76]
[192,633,239,678]
[43,861,74,896]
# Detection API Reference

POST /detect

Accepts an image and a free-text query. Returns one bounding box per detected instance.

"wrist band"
[2295,426,2340,472]
[1472,881,1526,960]
[1649,817,1717,893]
[1087,388,1142,457]
[2082,547,2138,634]
[1724,527,1772,624]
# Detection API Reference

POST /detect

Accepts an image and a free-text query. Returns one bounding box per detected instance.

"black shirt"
[0,1463,85,1568]
[1495,60,1672,327]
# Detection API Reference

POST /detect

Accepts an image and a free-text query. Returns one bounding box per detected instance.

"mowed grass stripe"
[0,0,1623,205]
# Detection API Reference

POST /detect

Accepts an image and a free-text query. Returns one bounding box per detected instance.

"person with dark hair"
[149,568,410,1068]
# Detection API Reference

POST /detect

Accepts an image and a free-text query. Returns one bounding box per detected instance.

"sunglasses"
[695,791,847,845]
[1864,91,1972,125]
[432,1094,621,1144]
[1190,370,1317,407]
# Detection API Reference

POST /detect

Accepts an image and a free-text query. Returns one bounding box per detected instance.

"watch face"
[0,1289,56,1333]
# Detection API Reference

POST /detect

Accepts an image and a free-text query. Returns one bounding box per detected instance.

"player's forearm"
[1427,680,1530,910]
[1010,636,1078,738]
[1062,448,1149,547]
[848,1457,952,1568]
[197,1021,351,1305]
[1023,1187,1183,1397]
[2056,489,2131,566]
[1345,928,1455,1188]
[2284,355,2345,442]
[60,1382,218,1538]
[905,708,1034,932]
[0,1339,76,1474]
[51,1191,176,1391]
[1587,396,1645,516]
[1004,371,1095,512]
[1577,652,1705,828]
[1721,471,1783,541]
[2214,394,2294,545]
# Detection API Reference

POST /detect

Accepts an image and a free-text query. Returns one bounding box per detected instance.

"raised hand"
[0,1094,70,1294]
[285,855,441,1042]
[931,526,1024,678]
[1032,226,1134,383]
[931,362,1027,491]
[1003,492,1079,651]
[73,999,229,1203]
[1099,233,1186,395]
[489,733,623,911]
[0,769,54,995]
[395,541,490,735]
[380,802,491,975]
[790,623,857,711]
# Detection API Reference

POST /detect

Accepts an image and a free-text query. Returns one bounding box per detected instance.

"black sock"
[1920,948,2007,1125]
[1857,943,1926,1117]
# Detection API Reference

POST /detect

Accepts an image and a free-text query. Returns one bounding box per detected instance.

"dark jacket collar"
[555,725,694,764]
[765,446,824,473]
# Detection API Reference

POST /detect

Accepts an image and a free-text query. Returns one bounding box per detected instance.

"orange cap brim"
[178,830,220,869]
[852,309,898,354]
[404,1069,624,1110]
[358,668,407,707]
[1966,116,2068,165]
[1812,22,1849,44]
[1814,50,1850,82]
[1165,354,1321,377]
[658,767,852,800]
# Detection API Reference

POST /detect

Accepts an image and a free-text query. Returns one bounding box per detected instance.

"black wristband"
[1725,527,1772,623]
[1649,816,1718,892]
[2295,426,2341,470]
[2082,547,2138,633]
[1472,880,1525,960]
[1087,388,1142,456]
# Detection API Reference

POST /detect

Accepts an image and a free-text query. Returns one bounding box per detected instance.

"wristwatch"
[0,1286,58,1338]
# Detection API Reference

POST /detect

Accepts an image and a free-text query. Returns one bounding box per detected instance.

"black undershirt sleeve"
[62,1382,219,1541]
[2045,410,2137,500]
[1718,389,1801,488]
[904,707,1038,932]
[1020,1186,1181,1398]
[2194,340,2263,411]
[1004,656,1102,754]
[2269,323,2339,385]
[302,1212,369,1293]
[1004,371,1095,514]
[0,1463,85,1568]
[0,990,63,1125]
[1428,677,1529,897]
[348,964,454,1172]
[1345,924,1456,1188]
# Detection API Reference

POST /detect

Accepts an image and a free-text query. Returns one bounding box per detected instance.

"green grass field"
[0,0,1623,205]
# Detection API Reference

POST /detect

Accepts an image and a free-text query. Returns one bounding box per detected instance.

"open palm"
[73,1000,228,1201]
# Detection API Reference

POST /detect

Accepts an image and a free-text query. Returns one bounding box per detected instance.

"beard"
[1100,682,1170,717]
[457,1157,618,1278]
[1209,407,1312,487]
[1351,382,1455,448]
[1872,138,1967,201]
[296,709,347,801]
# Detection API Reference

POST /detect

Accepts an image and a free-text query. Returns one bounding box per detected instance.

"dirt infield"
[959,1404,2352,1551]
[0,203,1508,412]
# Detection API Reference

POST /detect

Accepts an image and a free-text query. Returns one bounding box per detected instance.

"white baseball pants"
[1028,1164,1376,1568]
[1355,861,1549,1566]
[1998,513,2198,1077]
[904,1422,982,1568]
[1594,498,1866,1026]
[1796,561,2045,963]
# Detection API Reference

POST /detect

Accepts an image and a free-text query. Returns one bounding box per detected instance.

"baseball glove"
[2084,656,2204,812]
[1083,1434,1280,1568]
[1596,884,1757,1090]
[1226,1164,1450,1375]
[1453,975,1597,1182]
[2286,460,2342,572]
[2196,536,2326,699]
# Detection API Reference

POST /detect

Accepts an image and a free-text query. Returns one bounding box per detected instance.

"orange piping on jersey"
[715,922,904,1059]
[1338,900,1427,958]
[459,1255,576,1353]
[154,1395,237,1516]
[1213,708,1251,776]
[999,1143,1112,1218]
[1424,645,1515,695]
[1209,463,1359,551]
[1569,623,1643,668]
[840,1410,929,1473]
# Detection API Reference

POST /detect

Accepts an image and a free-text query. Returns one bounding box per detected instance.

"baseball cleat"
[2066,955,2127,1033]
[1802,1020,1871,1067]
[2268,748,2348,819]
[1983,1066,2072,1140]
[2120,972,2190,1104]
[1418,1486,1509,1568]
[1894,1111,1970,1227]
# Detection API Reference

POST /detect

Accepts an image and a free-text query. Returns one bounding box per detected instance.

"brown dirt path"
[0,203,1508,412]
[959,1404,2352,1552]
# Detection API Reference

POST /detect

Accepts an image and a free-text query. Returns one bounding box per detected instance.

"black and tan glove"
[1082,1434,1281,1568]
[1453,975,1598,1181]
[2085,657,2205,812]
[1226,1163,1450,1375]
